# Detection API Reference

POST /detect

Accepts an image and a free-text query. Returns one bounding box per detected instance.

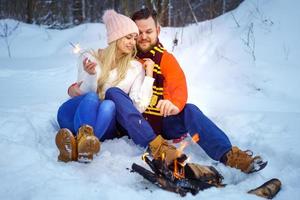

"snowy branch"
[242,22,256,62]
[0,21,19,58]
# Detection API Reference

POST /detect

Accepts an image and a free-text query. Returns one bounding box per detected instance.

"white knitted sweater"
[77,57,154,113]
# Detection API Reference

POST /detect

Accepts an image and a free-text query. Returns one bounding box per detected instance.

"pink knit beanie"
[102,10,139,44]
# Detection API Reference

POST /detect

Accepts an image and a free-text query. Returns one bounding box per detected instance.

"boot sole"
[78,135,100,163]
[249,161,268,173]
[248,178,281,199]
[55,128,77,162]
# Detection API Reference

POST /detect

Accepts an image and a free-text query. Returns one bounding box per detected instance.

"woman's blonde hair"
[87,38,137,99]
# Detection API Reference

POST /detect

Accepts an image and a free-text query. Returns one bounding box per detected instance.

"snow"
[0,0,300,199]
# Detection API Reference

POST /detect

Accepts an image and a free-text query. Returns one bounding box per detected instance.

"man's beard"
[137,43,155,53]
[137,39,158,53]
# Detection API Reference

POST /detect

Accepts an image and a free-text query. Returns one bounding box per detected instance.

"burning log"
[184,163,224,186]
[132,153,281,199]
[131,163,188,196]
[131,155,225,196]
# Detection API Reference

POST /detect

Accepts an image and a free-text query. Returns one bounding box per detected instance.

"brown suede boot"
[77,125,100,163]
[248,178,282,199]
[55,128,77,162]
[149,135,186,166]
[223,146,267,173]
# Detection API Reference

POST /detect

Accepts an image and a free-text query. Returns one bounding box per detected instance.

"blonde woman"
[56,10,155,163]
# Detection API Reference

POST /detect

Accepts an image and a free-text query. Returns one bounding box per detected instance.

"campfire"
[131,134,224,196]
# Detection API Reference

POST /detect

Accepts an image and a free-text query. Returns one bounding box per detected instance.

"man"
[129,8,265,173]
[68,8,267,173]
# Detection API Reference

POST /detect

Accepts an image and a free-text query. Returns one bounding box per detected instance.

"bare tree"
[72,0,84,25]
[230,11,240,28]
[168,0,172,26]
[161,0,169,26]
[184,0,198,25]
[222,0,226,14]
[242,22,256,61]
[26,0,33,24]
[0,21,19,58]
[0,0,245,28]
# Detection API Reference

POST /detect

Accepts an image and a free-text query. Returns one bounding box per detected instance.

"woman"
[56,10,155,163]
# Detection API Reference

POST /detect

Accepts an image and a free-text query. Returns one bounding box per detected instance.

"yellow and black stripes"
[137,41,165,134]
[144,85,164,116]
[153,64,161,74]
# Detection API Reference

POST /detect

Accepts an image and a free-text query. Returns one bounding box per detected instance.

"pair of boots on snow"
[55,125,100,163]
[55,125,262,173]
[55,126,280,199]
[56,124,260,172]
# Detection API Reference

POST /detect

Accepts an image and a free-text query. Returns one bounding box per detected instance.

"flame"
[192,133,200,143]
[69,42,82,54]
[72,43,81,54]
[161,152,166,161]
[173,159,185,179]
[142,152,149,161]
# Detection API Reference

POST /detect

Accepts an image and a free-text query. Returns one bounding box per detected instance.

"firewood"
[131,155,224,196]
[131,163,188,196]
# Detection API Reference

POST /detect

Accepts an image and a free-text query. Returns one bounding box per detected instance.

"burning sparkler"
[69,42,82,54]
[69,42,92,66]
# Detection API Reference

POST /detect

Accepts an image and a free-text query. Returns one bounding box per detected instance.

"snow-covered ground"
[0,0,299,199]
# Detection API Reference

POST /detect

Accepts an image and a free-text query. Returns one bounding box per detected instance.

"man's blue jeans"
[162,104,232,161]
[57,92,116,140]
[105,87,232,161]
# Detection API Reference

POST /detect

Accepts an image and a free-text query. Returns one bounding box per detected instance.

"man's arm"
[158,51,188,116]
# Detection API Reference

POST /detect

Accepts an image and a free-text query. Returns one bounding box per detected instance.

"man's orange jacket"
[160,51,188,112]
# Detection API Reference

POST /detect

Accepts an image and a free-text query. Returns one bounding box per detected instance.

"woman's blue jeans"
[57,92,116,140]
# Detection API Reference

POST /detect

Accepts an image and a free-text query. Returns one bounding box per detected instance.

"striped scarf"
[136,41,165,135]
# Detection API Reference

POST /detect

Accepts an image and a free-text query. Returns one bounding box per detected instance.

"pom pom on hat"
[102,9,117,24]
[102,9,139,44]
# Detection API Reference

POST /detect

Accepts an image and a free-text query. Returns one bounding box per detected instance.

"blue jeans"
[105,87,232,161]
[105,87,156,147]
[57,92,117,140]
[162,104,232,161]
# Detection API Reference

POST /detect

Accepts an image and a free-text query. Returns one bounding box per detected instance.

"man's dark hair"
[131,8,158,26]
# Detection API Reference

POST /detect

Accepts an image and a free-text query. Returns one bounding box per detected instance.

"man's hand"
[68,81,83,97]
[142,58,155,77]
[156,99,180,117]
[83,57,97,75]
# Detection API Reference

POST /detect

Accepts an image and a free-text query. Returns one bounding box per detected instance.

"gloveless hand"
[83,57,97,75]
[156,99,180,117]
[142,58,155,77]
[68,81,83,97]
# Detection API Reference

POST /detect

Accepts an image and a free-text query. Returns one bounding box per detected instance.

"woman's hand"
[83,57,97,75]
[68,81,83,97]
[142,58,155,77]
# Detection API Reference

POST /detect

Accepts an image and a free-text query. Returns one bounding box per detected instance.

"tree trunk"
[72,0,83,25]
[26,0,33,24]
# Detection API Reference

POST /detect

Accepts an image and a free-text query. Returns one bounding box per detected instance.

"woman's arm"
[68,50,101,97]
[77,53,99,93]
[129,61,154,113]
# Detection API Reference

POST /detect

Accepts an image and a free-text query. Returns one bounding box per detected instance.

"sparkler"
[69,42,82,54]
[69,42,91,65]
